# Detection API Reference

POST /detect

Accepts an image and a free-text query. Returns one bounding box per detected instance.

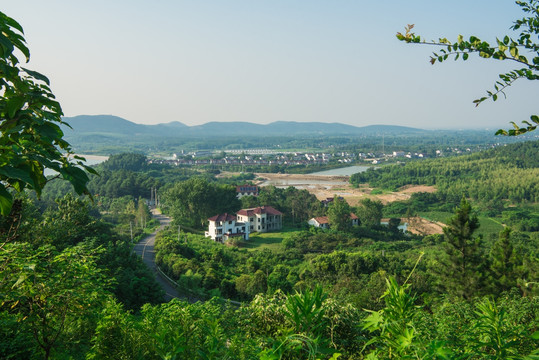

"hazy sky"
[3,1,537,129]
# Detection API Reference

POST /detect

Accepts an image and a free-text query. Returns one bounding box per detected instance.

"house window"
[250,226,253,231]
[250,218,253,222]
[229,221,232,224]
[258,225,260,230]
[242,226,245,231]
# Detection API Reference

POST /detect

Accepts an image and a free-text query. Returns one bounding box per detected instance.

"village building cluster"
[205,206,283,243]
[205,193,407,244]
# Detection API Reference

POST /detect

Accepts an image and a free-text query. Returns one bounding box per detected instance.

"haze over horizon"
[4,1,537,129]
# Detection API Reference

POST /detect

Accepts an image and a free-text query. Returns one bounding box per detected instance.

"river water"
[309,165,371,176]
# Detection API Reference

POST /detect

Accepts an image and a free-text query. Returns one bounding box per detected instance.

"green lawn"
[240,226,299,252]
[476,217,504,238]
[418,211,453,224]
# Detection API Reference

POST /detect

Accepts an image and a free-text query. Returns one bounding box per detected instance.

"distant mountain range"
[61,115,428,138]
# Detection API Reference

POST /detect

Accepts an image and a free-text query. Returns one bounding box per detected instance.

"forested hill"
[61,114,426,138]
[350,140,539,205]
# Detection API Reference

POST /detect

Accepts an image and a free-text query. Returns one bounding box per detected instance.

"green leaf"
[463,53,469,60]
[21,67,50,85]
[4,14,25,34]
[510,47,518,58]
[0,183,13,216]
[362,310,383,332]
[0,33,15,57]
[12,274,27,289]
[5,96,26,118]
[0,164,37,188]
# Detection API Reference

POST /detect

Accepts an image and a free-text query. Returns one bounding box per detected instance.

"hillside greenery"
[351,141,539,206]
[1,8,538,359]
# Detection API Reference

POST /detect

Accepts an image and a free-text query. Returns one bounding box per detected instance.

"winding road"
[133,209,180,301]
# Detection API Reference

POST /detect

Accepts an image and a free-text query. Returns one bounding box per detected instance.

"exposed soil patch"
[404,216,445,236]
[254,173,437,206]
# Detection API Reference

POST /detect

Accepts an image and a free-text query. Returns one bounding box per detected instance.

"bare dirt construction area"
[254,173,436,206]
[254,173,443,235]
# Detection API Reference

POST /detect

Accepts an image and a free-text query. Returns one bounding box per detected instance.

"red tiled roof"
[237,205,282,216]
[350,213,358,220]
[313,216,329,225]
[208,213,237,222]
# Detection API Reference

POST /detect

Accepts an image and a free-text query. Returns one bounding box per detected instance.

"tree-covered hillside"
[351,140,539,204]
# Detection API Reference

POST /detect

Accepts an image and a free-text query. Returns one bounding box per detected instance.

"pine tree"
[490,228,523,293]
[437,197,486,300]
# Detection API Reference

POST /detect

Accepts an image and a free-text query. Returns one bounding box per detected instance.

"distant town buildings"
[147,144,496,169]
[321,197,344,207]
[236,185,259,198]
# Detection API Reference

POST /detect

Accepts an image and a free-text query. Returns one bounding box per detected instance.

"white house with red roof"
[308,213,359,229]
[307,216,330,229]
[236,205,283,233]
[205,205,284,243]
[205,213,250,243]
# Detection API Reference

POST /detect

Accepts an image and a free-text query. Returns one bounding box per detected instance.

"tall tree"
[327,197,352,232]
[490,228,524,293]
[162,178,239,228]
[436,198,486,299]
[355,198,383,227]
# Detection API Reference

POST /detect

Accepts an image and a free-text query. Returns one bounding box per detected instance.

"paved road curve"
[133,209,180,301]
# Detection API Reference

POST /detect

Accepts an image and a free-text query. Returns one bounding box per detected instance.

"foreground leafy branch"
[0,11,96,217]
[396,0,539,136]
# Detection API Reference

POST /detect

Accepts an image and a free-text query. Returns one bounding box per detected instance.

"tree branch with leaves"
[0,11,96,217]
[396,0,539,135]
